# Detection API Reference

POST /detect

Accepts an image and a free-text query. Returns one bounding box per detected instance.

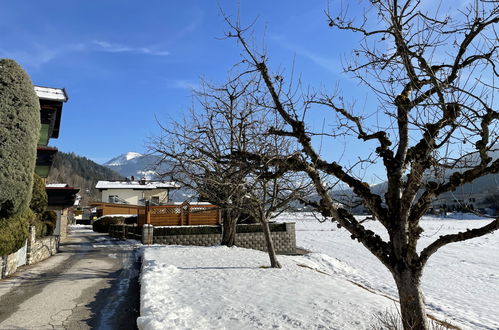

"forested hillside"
[48,152,123,206]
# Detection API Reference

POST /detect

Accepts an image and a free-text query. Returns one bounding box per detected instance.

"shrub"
[42,210,57,236]
[30,173,48,215]
[0,59,41,219]
[93,215,137,233]
[0,208,32,256]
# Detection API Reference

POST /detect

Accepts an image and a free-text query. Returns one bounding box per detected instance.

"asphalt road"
[0,228,141,330]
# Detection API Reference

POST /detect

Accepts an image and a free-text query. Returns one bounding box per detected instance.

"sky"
[1,0,485,184]
[0,1,364,159]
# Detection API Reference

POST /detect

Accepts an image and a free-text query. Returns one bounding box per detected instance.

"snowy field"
[137,213,498,330]
[279,213,499,330]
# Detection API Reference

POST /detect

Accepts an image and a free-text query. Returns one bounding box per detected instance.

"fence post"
[146,202,151,225]
[186,202,191,225]
[180,203,184,226]
[142,224,153,245]
[121,225,127,240]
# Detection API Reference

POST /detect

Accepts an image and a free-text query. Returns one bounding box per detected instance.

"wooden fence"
[92,202,220,227]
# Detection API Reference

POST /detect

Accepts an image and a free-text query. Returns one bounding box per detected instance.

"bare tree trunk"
[221,210,237,246]
[393,269,429,330]
[260,218,281,268]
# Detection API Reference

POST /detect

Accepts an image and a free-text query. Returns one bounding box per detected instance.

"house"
[45,184,80,241]
[34,85,68,179]
[95,180,180,205]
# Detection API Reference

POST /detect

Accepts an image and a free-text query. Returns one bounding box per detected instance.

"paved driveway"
[0,227,141,330]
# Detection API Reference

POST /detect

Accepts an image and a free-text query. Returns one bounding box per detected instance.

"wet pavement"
[0,228,141,329]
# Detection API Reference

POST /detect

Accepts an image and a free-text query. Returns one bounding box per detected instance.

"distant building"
[95,180,180,205]
[34,85,68,178]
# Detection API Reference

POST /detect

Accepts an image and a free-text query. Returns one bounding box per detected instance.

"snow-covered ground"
[279,213,499,330]
[137,213,498,330]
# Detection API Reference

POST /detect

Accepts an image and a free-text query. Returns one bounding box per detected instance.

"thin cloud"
[270,35,342,74]
[171,80,198,90]
[92,40,170,56]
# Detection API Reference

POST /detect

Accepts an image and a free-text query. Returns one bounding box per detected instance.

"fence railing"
[92,201,220,227]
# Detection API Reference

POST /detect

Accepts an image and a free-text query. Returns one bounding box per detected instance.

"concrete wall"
[110,223,297,254]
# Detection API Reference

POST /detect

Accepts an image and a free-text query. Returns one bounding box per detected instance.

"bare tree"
[149,79,255,246]
[224,1,499,328]
[151,77,309,266]
[231,117,312,268]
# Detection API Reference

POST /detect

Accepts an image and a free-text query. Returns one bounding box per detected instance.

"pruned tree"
[224,1,499,328]
[150,77,309,266]
[149,78,261,246]
[230,112,312,268]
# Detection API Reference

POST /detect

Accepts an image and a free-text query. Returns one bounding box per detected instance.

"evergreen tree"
[0,58,40,254]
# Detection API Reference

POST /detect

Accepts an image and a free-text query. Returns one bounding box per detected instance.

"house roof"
[95,180,180,190]
[45,185,80,208]
[46,183,70,188]
[34,85,68,102]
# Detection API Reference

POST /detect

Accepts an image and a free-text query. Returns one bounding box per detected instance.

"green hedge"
[30,174,48,215]
[93,216,138,233]
[0,208,31,256]
[0,59,41,219]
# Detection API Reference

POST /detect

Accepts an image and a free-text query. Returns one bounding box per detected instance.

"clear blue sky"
[1,1,369,158]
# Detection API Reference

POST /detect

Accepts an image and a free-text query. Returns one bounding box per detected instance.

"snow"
[105,152,143,166]
[95,180,180,189]
[126,152,143,161]
[137,246,395,330]
[138,170,157,180]
[34,85,68,102]
[46,183,69,188]
[97,214,137,219]
[279,212,499,330]
[138,213,499,329]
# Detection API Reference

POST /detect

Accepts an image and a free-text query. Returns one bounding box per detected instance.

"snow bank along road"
[0,227,140,329]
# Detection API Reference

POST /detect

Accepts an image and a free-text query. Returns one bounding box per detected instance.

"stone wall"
[1,226,59,278]
[110,223,297,254]
[26,225,58,265]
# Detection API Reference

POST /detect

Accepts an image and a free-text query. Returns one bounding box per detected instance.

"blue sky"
[2,1,477,184]
[1,1,366,158]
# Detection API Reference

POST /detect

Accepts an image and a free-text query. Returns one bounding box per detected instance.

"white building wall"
[100,189,169,204]
[101,189,142,204]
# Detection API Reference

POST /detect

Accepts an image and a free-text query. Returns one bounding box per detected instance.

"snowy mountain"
[104,152,143,166]
[102,152,194,201]
[103,152,162,180]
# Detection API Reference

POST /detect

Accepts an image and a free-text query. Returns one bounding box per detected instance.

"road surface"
[0,227,140,329]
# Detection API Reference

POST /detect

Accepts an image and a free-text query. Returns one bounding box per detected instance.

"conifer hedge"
[30,173,48,215]
[0,58,40,255]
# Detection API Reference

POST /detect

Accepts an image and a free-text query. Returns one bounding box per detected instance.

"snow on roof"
[34,85,68,102]
[46,183,69,188]
[95,180,180,190]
